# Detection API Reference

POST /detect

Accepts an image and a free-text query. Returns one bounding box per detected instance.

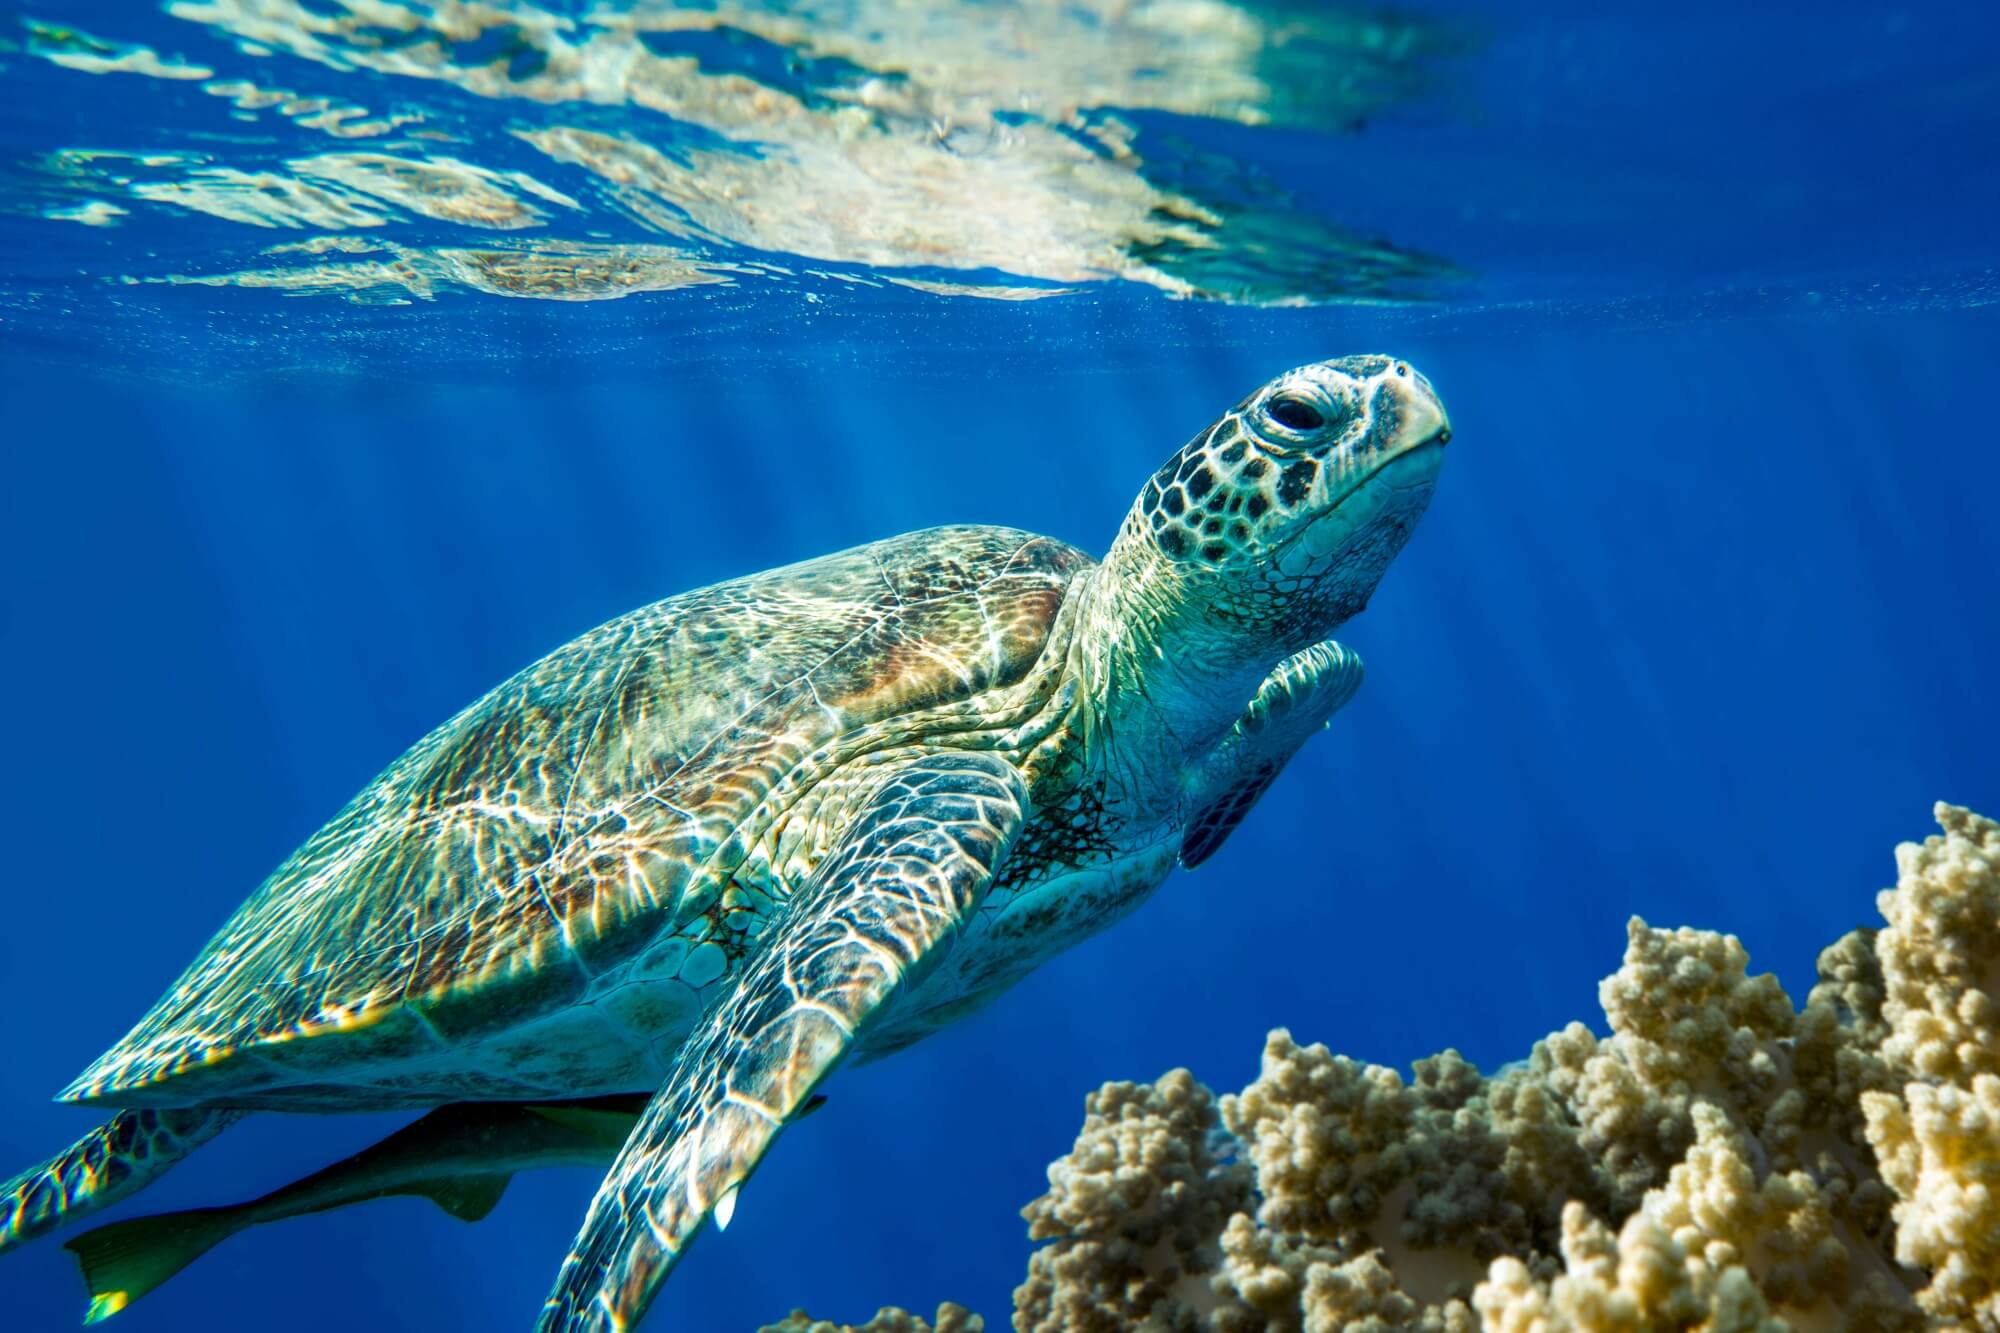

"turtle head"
[1118,355,1450,653]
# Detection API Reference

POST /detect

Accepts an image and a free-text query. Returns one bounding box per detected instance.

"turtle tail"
[0,1108,244,1258]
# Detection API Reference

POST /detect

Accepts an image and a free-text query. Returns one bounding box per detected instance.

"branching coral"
[1873,805,2000,1084]
[1014,1069,1253,1330]
[759,1303,985,1333]
[773,804,2000,1331]
[1472,1202,1784,1333]
[1857,805,2000,1325]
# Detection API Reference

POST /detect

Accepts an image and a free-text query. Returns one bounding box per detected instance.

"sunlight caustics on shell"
[61,527,1092,1110]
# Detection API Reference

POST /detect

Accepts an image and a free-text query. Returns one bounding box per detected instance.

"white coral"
[1865,1073,2000,1322]
[790,805,2000,1332]
[760,1304,984,1333]
[1218,1031,1422,1247]
[1641,1101,1858,1315]
[1472,1201,1780,1333]
[1875,804,2000,1083]
[1014,1069,1251,1332]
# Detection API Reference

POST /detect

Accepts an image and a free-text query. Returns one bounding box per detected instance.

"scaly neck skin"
[1065,515,1289,806]
[1049,353,1451,815]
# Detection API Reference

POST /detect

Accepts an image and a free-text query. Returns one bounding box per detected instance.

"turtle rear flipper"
[1,1107,243,1258]
[58,1094,664,1319]
[63,1172,512,1323]
[64,1203,245,1324]
[536,752,1029,1332]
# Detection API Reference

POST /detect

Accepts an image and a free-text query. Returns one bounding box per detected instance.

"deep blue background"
[3,0,1998,1329]
[5,306,1997,1330]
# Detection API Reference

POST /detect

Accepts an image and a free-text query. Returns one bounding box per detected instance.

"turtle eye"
[1266,396,1323,432]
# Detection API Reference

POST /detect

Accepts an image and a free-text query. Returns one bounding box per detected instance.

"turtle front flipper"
[1180,639,1365,869]
[535,752,1029,1333]
[0,1107,244,1259]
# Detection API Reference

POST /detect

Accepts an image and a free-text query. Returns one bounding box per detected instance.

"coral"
[773,804,2000,1331]
[1863,1078,2000,1323]
[1218,1033,1422,1246]
[1013,1068,1253,1330]
[1526,918,1800,1217]
[1856,804,2000,1325]
[1874,805,2000,1084]
[1473,1202,1777,1333]
[1208,1213,1479,1333]
[759,1304,985,1333]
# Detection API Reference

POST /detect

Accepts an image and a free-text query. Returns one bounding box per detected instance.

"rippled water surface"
[6,0,1993,371]
[2,1,1998,1330]
[10,0,1466,319]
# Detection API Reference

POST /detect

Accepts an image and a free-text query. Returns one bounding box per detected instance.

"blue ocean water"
[2,0,1996,1329]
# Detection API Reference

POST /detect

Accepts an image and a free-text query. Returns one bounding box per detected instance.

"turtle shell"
[65,525,1092,1106]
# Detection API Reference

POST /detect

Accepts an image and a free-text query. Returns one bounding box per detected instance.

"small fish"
[63,1094,717,1323]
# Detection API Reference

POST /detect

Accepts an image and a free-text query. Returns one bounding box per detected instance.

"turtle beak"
[1387,361,1452,453]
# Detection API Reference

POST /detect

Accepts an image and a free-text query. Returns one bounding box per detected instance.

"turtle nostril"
[1437,429,1452,445]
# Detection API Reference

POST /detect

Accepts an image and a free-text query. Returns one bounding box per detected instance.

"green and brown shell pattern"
[63,525,1095,1112]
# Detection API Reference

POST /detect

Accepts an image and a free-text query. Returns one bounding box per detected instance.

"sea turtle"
[2,355,1450,1330]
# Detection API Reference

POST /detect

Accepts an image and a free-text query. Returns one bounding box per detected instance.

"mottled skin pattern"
[1,356,1450,1332]
[0,1110,243,1255]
